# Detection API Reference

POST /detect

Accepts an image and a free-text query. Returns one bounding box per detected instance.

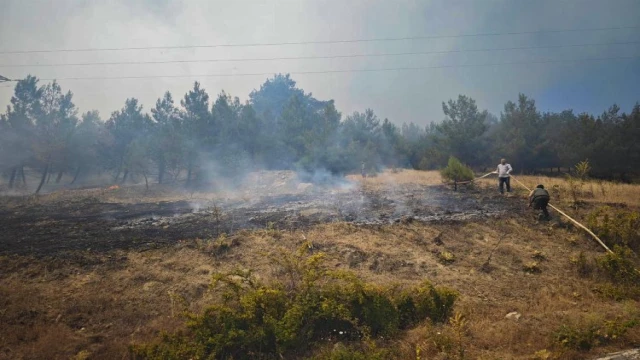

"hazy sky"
[1,0,639,125]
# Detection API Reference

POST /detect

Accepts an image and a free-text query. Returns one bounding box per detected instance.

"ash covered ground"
[0,170,519,256]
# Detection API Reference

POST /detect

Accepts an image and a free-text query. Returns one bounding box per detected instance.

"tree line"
[1,74,639,193]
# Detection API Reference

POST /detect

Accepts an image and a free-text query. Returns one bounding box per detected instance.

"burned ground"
[0,178,515,257]
[0,170,638,360]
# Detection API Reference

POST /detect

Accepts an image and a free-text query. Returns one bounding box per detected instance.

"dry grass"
[2,170,639,359]
[478,174,640,208]
[2,217,638,359]
[346,169,443,192]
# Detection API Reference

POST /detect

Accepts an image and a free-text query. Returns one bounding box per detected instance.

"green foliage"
[311,341,389,360]
[440,156,474,182]
[587,207,640,252]
[595,246,639,285]
[592,246,640,300]
[437,95,489,167]
[3,75,640,189]
[574,159,591,180]
[438,251,455,264]
[132,246,458,359]
[554,317,638,351]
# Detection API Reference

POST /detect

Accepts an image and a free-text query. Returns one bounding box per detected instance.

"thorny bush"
[131,243,458,359]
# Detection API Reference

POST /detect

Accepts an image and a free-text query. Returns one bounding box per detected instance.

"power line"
[2,40,638,68]
[25,55,638,82]
[1,25,638,55]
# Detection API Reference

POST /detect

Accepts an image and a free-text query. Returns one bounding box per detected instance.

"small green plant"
[440,156,474,183]
[532,349,553,360]
[450,312,467,360]
[438,251,455,264]
[523,261,541,274]
[574,159,591,181]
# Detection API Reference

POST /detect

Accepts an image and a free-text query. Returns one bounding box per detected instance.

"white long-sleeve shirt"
[497,163,513,178]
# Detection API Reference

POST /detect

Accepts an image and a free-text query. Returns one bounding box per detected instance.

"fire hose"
[507,175,613,254]
[473,171,614,253]
[459,171,637,273]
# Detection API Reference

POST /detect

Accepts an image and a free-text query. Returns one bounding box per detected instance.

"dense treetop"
[1,74,639,192]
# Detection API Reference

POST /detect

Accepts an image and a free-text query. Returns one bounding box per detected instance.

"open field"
[477,174,640,208]
[1,170,639,359]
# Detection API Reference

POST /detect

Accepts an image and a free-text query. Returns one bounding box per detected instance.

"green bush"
[132,245,458,359]
[311,341,389,360]
[440,156,474,183]
[587,207,640,252]
[554,317,638,351]
[595,246,639,286]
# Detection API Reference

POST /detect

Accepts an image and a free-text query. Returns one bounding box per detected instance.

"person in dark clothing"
[529,184,551,220]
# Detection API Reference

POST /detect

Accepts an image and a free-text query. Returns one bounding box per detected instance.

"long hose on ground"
[507,175,613,254]
[450,171,614,254]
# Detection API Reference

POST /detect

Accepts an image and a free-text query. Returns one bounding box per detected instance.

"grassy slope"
[0,170,638,359]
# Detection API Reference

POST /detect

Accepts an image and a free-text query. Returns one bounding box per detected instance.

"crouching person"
[529,184,551,220]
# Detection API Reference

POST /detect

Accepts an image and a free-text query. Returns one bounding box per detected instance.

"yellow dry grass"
[346,169,443,192]
[2,217,639,359]
[2,169,640,359]
[477,174,640,208]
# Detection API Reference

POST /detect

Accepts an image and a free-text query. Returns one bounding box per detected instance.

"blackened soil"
[0,184,522,257]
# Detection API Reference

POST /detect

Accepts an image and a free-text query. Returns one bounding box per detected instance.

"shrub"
[574,159,591,181]
[595,246,639,286]
[438,251,455,264]
[132,245,458,359]
[311,341,389,360]
[592,246,640,300]
[523,261,541,274]
[440,156,474,183]
[554,317,638,351]
[587,207,640,252]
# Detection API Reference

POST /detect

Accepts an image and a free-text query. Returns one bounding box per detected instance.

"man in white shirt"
[495,158,513,194]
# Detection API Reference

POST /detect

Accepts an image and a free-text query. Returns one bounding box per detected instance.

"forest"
[1,73,639,193]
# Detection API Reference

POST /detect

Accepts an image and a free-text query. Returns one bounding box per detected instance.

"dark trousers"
[533,197,550,218]
[499,177,511,193]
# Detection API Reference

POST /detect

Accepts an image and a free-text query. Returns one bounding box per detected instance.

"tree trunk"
[9,167,17,189]
[55,170,64,184]
[20,166,26,185]
[46,170,52,184]
[70,166,81,185]
[158,156,165,184]
[186,162,192,187]
[142,168,149,191]
[121,169,129,184]
[114,156,124,182]
[35,160,50,194]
